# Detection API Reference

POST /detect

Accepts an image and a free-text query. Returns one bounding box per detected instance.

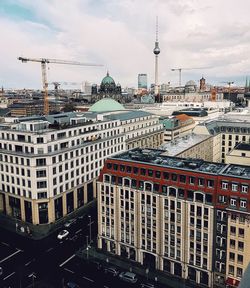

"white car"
[57,229,69,240]
[119,272,138,283]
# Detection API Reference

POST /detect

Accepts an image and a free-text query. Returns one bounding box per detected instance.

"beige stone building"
[193,118,250,163]
[160,133,214,162]
[0,99,163,235]
[97,148,250,288]
[225,143,250,165]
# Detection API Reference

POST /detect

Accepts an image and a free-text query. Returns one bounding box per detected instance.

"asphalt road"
[0,211,170,288]
[0,213,97,288]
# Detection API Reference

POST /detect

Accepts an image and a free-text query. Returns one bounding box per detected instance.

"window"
[172,174,177,181]
[148,169,153,177]
[141,168,146,176]
[36,170,46,178]
[189,176,195,185]
[222,182,228,190]
[229,265,234,275]
[218,195,226,203]
[240,200,247,208]
[239,228,244,238]
[232,183,238,192]
[230,239,235,248]
[237,268,243,278]
[180,175,186,183]
[36,158,46,166]
[207,179,214,188]
[198,178,204,186]
[155,171,161,178]
[238,254,243,264]
[163,172,169,180]
[238,241,244,251]
[229,252,235,261]
[230,198,236,206]
[242,185,248,193]
[37,181,47,189]
[230,226,236,235]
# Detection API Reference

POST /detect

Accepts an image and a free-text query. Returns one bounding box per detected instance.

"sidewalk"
[76,246,202,288]
[0,200,96,240]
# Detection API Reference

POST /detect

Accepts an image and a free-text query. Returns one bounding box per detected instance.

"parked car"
[104,266,119,276]
[66,282,80,288]
[57,229,69,240]
[119,271,138,283]
[141,283,156,288]
[64,219,77,228]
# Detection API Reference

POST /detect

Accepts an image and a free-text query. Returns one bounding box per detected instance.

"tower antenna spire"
[156,16,158,42]
[153,16,160,97]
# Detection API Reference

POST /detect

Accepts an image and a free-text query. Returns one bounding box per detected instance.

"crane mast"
[18,56,103,115]
[171,67,212,86]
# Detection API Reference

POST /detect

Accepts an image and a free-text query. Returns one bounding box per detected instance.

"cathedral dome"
[101,72,116,86]
[89,98,125,112]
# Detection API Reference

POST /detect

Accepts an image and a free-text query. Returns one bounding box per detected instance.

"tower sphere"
[153,47,160,55]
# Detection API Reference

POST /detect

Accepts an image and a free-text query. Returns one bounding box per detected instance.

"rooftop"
[112,148,226,175]
[160,134,211,156]
[105,110,152,121]
[234,143,250,151]
[89,98,124,112]
[111,148,250,179]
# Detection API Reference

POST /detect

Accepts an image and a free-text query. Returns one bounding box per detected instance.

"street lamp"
[88,215,94,244]
[86,235,89,260]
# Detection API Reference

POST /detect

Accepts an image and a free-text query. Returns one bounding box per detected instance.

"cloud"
[0,0,250,89]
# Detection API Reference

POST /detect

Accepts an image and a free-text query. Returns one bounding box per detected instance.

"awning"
[226,277,240,287]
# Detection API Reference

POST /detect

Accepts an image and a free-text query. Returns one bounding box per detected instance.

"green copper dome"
[89,98,125,112]
[101,72,115,85]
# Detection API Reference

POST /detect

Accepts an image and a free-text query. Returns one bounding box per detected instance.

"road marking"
[0,249,22,264]
[104,286,110,288]
[75,229,82,234]
[25,260,33,266]
[64,268,74,274]
[3,271,15,281]
[45,247,54,253]
[59,254,75,267]
[1,242,10,247]
[82,276,94,283]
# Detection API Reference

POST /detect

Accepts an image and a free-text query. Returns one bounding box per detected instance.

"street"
[0,212,173,288]
[0,213,96,288]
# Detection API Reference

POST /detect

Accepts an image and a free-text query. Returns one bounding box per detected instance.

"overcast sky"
[0,0,250,89]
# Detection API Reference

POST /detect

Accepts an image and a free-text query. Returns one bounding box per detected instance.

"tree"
[62,103,76,112]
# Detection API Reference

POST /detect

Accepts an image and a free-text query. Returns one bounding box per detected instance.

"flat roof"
[111,148,250,179]
[222,164,250,179]
[111,148,226,175]
[235,143,250,151]
[160,134,210,156]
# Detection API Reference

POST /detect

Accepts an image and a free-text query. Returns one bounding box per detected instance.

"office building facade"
[97,148,250,288]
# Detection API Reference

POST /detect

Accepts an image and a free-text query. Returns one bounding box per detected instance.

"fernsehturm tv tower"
[153,16,160,95]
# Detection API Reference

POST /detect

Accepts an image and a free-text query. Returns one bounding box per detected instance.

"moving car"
[119,271,138,283]
[64,219,77,228]
[57,229,69,240]
[104,266,119,276]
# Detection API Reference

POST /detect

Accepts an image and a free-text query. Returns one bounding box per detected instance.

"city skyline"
[0,0,250,89]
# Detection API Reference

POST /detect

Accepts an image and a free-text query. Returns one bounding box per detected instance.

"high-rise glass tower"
[138,74,147,89]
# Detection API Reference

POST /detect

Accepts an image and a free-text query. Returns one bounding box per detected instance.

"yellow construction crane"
[171,67,212,86]
[18,57,103,115]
